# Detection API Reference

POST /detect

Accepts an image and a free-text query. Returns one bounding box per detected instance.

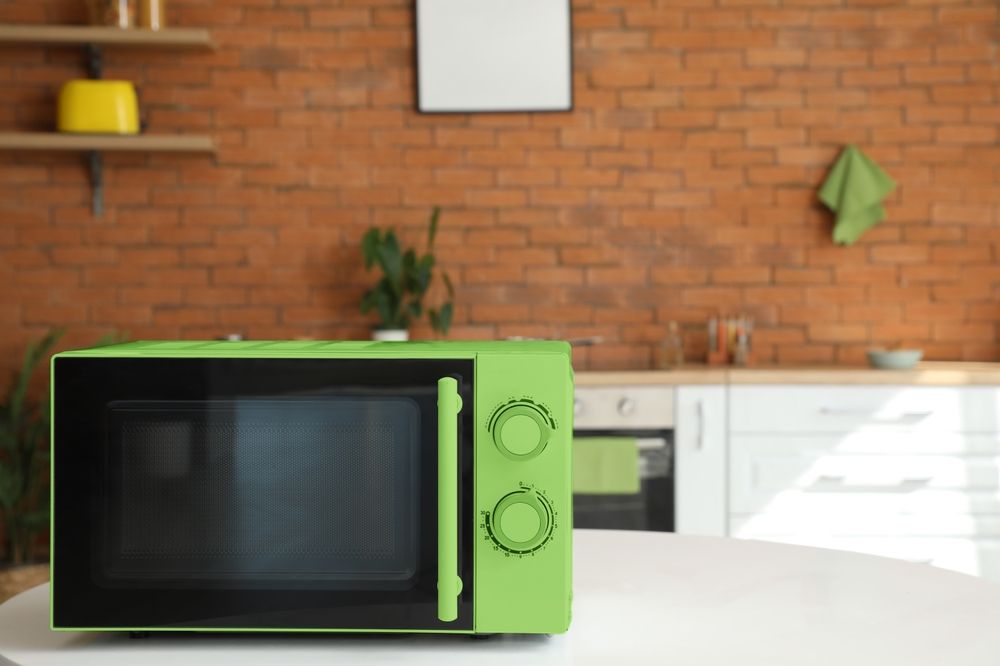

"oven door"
[572,430,674,532]
[52,356,474,631]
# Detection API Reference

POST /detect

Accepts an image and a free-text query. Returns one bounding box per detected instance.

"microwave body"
[51,340,573,634]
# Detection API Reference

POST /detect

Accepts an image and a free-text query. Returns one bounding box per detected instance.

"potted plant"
[360,206,454,341]
[0,330,124,603]
[0,329,61,603]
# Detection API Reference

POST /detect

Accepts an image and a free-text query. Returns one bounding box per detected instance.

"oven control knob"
[492,405,551,461]
[489,490,553,554]
[617,397,636,417]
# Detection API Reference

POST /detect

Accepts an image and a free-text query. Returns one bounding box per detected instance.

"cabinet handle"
[695,399,704,450]
[902,477,933,486]
[437,377,463,622]
[819,407,873,416]
[819,407,933,421]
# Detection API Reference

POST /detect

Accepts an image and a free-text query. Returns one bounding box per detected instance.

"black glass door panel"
[105,399,419,587]
[53,357,474,630]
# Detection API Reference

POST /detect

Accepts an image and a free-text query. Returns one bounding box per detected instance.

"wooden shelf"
[0,25,215,215]
[0,24,213,49]
[0,132,215,152]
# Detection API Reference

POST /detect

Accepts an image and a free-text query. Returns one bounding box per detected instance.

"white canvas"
[416,0,572,112]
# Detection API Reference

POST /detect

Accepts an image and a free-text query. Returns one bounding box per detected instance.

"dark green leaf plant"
[0,329,61,566]
[0,329,125,565]
[360,206,455,335]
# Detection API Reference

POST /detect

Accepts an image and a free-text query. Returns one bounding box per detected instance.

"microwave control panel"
[473,350,572,634]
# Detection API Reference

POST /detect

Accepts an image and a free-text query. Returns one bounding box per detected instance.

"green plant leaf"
[407,300,422,319]
[372,285,407,329]
[438,302,453,335]
[92,331,126,348]
[372,286,389,322]
[360,288,376,314]
[361,228,382,270]
[442,272,455,298]
[0,426,15,452]
[8,328,63,434]
[429,302,453,336]
[412,254,434,295]
[22,415,45,457]
[15,508,49,531]
[377,231,403,295]
[401,249,417,292]
[427,206,441,249]
[0,464,19,511]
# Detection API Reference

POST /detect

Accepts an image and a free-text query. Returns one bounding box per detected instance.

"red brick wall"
[1,0,998,372]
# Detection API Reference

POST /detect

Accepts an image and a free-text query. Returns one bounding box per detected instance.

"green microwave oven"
[50,340,573,635]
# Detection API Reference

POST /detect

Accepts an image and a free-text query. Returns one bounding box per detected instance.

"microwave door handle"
[437,377,463,622]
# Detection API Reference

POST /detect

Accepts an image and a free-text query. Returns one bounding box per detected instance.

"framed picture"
[415,0,573,113]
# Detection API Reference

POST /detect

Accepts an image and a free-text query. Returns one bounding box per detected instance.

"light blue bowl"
[867,349,923,370]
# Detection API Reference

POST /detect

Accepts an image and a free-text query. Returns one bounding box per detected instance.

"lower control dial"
[488,489,554,554]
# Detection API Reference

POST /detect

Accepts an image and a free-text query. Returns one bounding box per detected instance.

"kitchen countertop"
[4,531,1000,665]
[577,362,1000,386]
[576,368,729,385]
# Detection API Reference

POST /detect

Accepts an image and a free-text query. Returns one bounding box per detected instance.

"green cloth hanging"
[573,437,640,495]
[818,145,896,245]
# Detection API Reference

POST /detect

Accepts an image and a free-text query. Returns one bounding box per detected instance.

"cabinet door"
[675,386,727,536]
[730,433,1000,515]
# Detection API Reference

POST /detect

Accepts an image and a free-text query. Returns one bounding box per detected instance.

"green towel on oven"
[573,437,639,495]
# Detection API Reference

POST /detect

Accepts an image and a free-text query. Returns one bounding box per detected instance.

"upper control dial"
[492,404,551,461]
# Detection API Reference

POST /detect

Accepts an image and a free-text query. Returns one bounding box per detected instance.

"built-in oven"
[572,386,674,532]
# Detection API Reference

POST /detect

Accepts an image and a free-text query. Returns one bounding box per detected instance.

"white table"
[3,530,1000,665]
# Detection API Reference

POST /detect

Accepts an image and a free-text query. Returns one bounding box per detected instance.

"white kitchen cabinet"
[728,384,1000,581]
[675,386,727,537]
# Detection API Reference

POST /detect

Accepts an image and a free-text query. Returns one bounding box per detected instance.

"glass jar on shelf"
[87,0,135,29]
[138,0,166,30]
[659,321,685,370]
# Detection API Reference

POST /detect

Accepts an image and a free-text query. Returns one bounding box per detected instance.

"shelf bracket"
[84,42,105,216]
[85,43,103,79]
[87,150,104,216]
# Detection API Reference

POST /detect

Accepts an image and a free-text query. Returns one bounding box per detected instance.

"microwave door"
[52,356,475,632]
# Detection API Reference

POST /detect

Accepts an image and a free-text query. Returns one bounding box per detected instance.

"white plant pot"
[372,329,409,342]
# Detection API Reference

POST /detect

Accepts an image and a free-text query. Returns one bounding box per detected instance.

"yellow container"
[57,80,139,135]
